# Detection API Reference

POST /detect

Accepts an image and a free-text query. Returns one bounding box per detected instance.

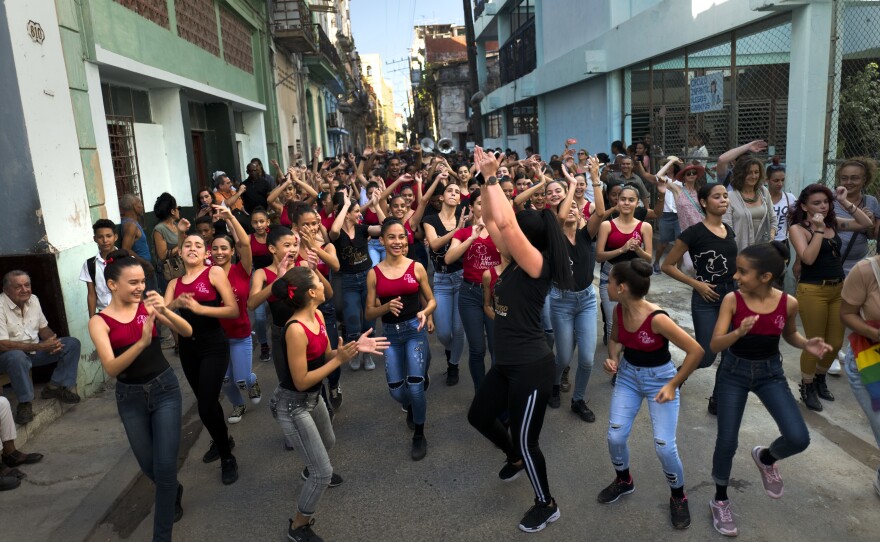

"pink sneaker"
[751,446,784,498]
[709,499,738,537]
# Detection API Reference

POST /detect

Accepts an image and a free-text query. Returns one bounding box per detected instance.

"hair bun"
[630,259,654,278]
[769,240,789,260]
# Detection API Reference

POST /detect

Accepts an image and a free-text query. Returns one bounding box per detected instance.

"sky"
[350,0,465,120]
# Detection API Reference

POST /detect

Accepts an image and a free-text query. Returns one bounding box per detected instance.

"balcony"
[499,19,536,85]
[271,0,317,53]
[304,24,345,94]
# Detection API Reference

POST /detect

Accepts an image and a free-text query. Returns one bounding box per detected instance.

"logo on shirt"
[196,282,211,295]
[468,242,500,270]
[638,330,656,345]
[404,273,418,285]
[493,293,508,318]
[774,315,785,330]
[694,250,729,282]
[136,314,148,325]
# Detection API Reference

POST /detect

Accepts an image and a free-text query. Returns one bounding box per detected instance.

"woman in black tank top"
[789,184,872,410]
[466,147,574,534]
[88,251,193,542]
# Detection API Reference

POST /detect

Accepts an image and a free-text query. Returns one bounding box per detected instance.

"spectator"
[602,156,650,209]
[0,395,43,489]
[0,270,81,424]
[119,194,157,290]
[212,172,245,212]
[250,157,278,188]
[722,157,776,251]
[241,163,273,213]
[80,219,118,317]
[152,193,185,294]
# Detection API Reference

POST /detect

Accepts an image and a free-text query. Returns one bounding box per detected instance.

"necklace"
[741,191,759,204]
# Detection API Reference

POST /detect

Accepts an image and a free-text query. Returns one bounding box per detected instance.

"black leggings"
[468,354,555,504]
[179,328,232,458]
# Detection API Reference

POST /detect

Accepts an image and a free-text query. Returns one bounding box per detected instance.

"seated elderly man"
[0,395,42,490]
[0,270,81,424]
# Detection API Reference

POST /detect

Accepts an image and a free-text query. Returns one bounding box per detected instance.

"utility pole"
[462,0,483,146]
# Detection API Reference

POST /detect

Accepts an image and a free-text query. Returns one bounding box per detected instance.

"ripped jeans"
[383,318,429,426]
[606,358,684,489]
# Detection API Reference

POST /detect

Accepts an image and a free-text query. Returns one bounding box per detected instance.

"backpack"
[86,256,97,283]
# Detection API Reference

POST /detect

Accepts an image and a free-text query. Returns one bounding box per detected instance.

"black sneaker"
[571,400,596,423]
[329,385,343,411]
[174,484,183,523]
[549,386,561,409]
[670,495,691,529]
[202,436,236,463]
[288,518,323,542]
[411,435,427,461]
[300,467,344,487]
[446,363,459,386]
[499,461,525,482]
[707,396,718,416]
[518,499,560,533]
[597,477,635,504]
[220,456,238,485]
[259,344,271,362]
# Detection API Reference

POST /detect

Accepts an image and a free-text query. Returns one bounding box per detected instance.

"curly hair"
[730,157,766,192]
[788,183,837,230]
[834,156,878,188]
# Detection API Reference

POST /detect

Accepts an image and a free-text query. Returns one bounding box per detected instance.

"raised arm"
[216,205,252,275]
[716,140,767,181]
[328,195,351,241]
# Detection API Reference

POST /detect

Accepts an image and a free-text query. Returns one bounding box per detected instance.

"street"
[84,274,880,542]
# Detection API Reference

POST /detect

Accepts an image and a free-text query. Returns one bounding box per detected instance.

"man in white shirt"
[0,271,81,424]
[80,219,117,317]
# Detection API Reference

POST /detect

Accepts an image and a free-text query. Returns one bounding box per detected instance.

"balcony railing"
[499,19,536,85]
[314,24,344,72]
[474,0,487,19]
[270,0,317,53]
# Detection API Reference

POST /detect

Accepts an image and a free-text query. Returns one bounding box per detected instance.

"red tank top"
[250,233,271,259]
[582,202,591,220]
[98,303,157,349]
[732,291,787,336]
[280,203,292,227]
[374,261,420,324]
[607,220,644,251]
[298,314,329,361]
[294,244,331,277]
[319,208,335,231]
[173,267,217,303]
[220,263,252,339]
[488,265,500,293]
[616,306,671,367]
[263,267,280,302]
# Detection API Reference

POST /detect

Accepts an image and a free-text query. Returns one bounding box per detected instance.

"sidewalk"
[0,358,199,542]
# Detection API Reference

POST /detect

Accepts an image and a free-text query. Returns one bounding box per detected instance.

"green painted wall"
[87,0,262,103]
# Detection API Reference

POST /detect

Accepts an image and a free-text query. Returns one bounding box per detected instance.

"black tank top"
[799,229,844,282]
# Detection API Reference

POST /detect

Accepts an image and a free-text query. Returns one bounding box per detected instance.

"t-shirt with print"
[835,195,880,271]
[452,227,501,284]
[493,261,551,364]
[841,257,880,321]
[678,222,737,284]
[771,191,796,242]
[333,224,372,274]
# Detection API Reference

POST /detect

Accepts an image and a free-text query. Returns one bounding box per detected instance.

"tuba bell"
[420,137,435,154]
[438,138,455,154]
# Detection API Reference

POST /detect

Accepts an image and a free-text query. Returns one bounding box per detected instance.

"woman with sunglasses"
[789,184,873,411]
[833,157,880,274]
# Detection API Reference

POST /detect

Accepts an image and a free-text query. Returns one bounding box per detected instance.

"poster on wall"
[690,72,724,113]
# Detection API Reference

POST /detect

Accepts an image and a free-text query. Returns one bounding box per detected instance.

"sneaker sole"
[249,396,262,405]
[750,446,783,499]
[500,469,524,482]
[518,508,560,533]
[598,487,634,504]
[227,417,243,424]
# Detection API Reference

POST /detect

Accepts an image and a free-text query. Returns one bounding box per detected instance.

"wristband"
[814,230,825,235]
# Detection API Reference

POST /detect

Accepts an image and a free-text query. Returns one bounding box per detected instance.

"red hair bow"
[287,285,297,299]
[105,257,115,265]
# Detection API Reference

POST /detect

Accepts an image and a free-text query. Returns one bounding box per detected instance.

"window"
[106,116,143,201]
[509,0,534,36]
[486,112,502,139]
[101,84,152,123]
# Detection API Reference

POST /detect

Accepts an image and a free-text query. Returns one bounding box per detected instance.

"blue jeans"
[459,281,495,390]
[541,293,554,351]
[223,335,256,406]
[607,359,684,489]
[712,352,810,486]
[341,270,374,342]
[383,318,429,425]
[115,368,181,542]
[692,281,737,369]
[368,238,385,267]
[550,285,597,402]
[432,270,465,366]
[0,336,80,402]
[250,301,269,346]
[319,298,341,389]
[272,386,335,516]
[843,343,880,447]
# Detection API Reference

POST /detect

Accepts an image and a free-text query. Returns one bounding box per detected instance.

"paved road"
[90,274,880,541]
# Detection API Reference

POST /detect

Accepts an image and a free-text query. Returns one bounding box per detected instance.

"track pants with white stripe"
[468,353,555,504]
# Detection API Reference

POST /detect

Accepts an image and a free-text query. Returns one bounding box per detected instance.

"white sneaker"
[349,356,362,371]
[828,358,842,376]
[363,353,376,371]
[227,404,246,424]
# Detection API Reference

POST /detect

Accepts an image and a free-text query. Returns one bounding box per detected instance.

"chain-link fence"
[825,0,880,193]
[627,14,791,174]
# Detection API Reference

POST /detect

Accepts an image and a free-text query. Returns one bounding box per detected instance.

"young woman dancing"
[89,251,193,541]
[708,242,831,537]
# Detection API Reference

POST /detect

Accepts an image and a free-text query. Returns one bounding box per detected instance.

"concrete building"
[473,0,877,193]
[0,0,279,398]
[360,53,398,150]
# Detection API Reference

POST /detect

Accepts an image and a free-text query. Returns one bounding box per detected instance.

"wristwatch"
[486,176,499,185]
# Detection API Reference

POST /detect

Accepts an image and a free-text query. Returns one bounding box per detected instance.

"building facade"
[473,0,875,194]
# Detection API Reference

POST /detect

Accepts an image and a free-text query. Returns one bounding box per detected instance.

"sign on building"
[690,72,724,113]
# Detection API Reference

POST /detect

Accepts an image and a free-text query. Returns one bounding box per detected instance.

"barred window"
[220,7,254,73]
[176,0,220,57]
[113,0,169,29]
